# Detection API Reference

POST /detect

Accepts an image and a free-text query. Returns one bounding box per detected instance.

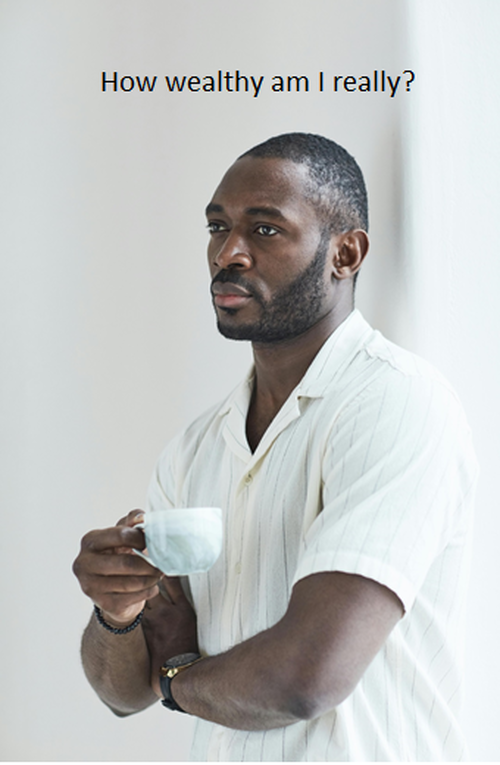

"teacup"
[133,506,223,576]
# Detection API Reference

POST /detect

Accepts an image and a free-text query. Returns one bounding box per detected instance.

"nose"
[211,231,253,270]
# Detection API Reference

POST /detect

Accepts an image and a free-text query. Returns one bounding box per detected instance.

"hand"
[142,577,198,697]
[73,509,163,626]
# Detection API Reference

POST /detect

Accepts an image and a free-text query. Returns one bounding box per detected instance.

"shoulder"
[317,324,477,480]
[363,329,458,392]
[334,326,469,428]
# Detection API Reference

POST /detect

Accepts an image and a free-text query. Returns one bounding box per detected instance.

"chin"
[216,319,310,344]
[216,319,254,341]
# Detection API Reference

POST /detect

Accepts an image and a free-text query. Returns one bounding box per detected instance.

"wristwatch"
[159,652,202,712]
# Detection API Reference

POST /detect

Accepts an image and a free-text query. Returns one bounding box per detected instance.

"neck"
[251,302,353,407]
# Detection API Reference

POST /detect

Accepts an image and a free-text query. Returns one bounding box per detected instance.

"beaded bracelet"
[94,604,145,635]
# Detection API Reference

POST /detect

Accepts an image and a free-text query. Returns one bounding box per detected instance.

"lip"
[211,283,252,297]
[211,281,253,309]
[213,293,252,309]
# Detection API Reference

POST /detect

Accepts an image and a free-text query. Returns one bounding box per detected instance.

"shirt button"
[235,562,242,575]
[244,473,253,486]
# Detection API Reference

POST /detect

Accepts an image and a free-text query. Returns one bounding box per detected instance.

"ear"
[330,230,369,280]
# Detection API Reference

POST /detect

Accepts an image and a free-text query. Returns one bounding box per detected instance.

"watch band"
[159,652,202,712]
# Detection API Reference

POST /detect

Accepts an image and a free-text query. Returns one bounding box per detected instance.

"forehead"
[208,156,318,221]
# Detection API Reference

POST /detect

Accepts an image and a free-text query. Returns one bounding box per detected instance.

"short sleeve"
[146,437,179,514]
[292,373,478,612]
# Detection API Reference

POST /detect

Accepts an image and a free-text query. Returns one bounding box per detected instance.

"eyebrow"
[205,202,286,220]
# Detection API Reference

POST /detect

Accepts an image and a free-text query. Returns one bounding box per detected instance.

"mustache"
[211,270,258,298]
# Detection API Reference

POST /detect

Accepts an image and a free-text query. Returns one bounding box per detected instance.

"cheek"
[261,248,314,284]
[207,245,216,273]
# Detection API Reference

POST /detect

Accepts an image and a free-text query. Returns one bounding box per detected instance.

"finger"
[97,584,159,617]
[76,565,161,599]
[116,509,145,528]
[91,573,162,594]
[161,576,189,605]
[84,550,161,577]
[73,550,162,601]
[81,525,146,554]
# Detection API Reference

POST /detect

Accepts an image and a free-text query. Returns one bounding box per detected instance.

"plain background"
[1,0,499,760]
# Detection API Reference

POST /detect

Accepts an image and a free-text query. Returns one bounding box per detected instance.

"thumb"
[116,509,145,528]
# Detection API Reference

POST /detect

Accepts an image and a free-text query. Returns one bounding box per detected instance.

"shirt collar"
[216,309,373,417]
[295,309,374,398]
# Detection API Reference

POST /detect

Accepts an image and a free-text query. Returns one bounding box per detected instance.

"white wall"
[1,0,498,760]
[405,2,500,759]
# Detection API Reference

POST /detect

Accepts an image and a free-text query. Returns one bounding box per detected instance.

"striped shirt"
[148,310,478,761]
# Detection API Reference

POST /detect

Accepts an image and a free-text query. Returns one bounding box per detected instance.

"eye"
[255,224,278,236]
[206,221,228,234]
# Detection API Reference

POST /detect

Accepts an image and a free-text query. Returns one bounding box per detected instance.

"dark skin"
[73,156,403,727]
[74,510,199,715]
[206,158,368,449]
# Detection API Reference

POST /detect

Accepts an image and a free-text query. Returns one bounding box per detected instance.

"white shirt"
[148,310,478,762]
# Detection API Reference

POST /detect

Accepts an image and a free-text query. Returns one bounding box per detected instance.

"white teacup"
[134,507,223,576]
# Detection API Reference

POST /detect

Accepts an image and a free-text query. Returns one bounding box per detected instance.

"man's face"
[206,156,338,344]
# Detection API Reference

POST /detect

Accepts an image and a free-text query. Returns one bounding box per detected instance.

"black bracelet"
[93,604,145,635]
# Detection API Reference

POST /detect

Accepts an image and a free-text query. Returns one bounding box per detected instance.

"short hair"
[240,132,368,235]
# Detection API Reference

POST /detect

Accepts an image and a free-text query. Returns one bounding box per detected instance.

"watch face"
[163,652,201,670]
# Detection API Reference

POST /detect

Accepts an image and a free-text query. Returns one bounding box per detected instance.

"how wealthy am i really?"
[101,70,415,98]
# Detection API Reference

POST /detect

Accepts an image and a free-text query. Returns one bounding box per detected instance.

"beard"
[211,231,330,343]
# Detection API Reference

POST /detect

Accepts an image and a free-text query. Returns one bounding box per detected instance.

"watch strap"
[160,674,186,712]
[159,653,202,712]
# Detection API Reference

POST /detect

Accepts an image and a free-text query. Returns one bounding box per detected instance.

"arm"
[73,510,198,716]
[80,606,155,716]
[145,570,404,730]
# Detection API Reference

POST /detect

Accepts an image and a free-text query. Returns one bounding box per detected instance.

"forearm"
[170,624,307,731]
[81,611,157,716]
[163,573,403,731]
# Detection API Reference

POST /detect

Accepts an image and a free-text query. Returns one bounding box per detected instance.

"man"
[73,133,478,761]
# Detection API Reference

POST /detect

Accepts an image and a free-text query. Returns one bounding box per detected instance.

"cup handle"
[130,522,157,568]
